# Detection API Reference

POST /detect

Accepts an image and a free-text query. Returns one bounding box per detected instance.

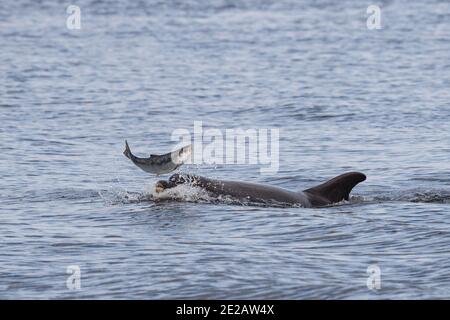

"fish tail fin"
[123,140,132,159]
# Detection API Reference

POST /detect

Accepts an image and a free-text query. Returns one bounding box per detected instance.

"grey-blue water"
[1,0,450,299]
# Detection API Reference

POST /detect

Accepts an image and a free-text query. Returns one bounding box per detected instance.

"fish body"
[123,140,191,175]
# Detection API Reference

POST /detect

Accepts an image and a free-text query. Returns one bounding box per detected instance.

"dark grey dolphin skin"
[155,172,366,207]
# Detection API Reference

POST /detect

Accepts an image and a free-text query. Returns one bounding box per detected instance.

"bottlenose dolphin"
[155,172,366,207]
[123,140,192,175]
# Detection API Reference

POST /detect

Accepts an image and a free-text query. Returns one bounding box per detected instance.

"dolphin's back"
[167,174,310,206]
[204,178,309,206]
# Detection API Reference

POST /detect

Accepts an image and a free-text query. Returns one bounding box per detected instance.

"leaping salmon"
[123,140,192,175]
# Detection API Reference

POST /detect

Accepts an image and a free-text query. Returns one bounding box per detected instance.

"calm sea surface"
[1,0,450,299]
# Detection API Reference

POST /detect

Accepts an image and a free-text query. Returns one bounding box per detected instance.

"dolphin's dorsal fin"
[303,172,366,206]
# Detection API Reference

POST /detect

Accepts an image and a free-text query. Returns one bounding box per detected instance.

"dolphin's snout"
[155,181,169,193]
[155,180,179,193]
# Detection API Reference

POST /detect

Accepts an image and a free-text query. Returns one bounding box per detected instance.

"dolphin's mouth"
[155,181,169,193]
[155,180,178,193]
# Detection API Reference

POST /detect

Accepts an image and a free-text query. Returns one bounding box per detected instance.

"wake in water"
[372,189,450,204]
[99,183,216,205]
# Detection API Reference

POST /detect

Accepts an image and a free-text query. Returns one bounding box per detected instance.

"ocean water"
[1,0,450,299]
